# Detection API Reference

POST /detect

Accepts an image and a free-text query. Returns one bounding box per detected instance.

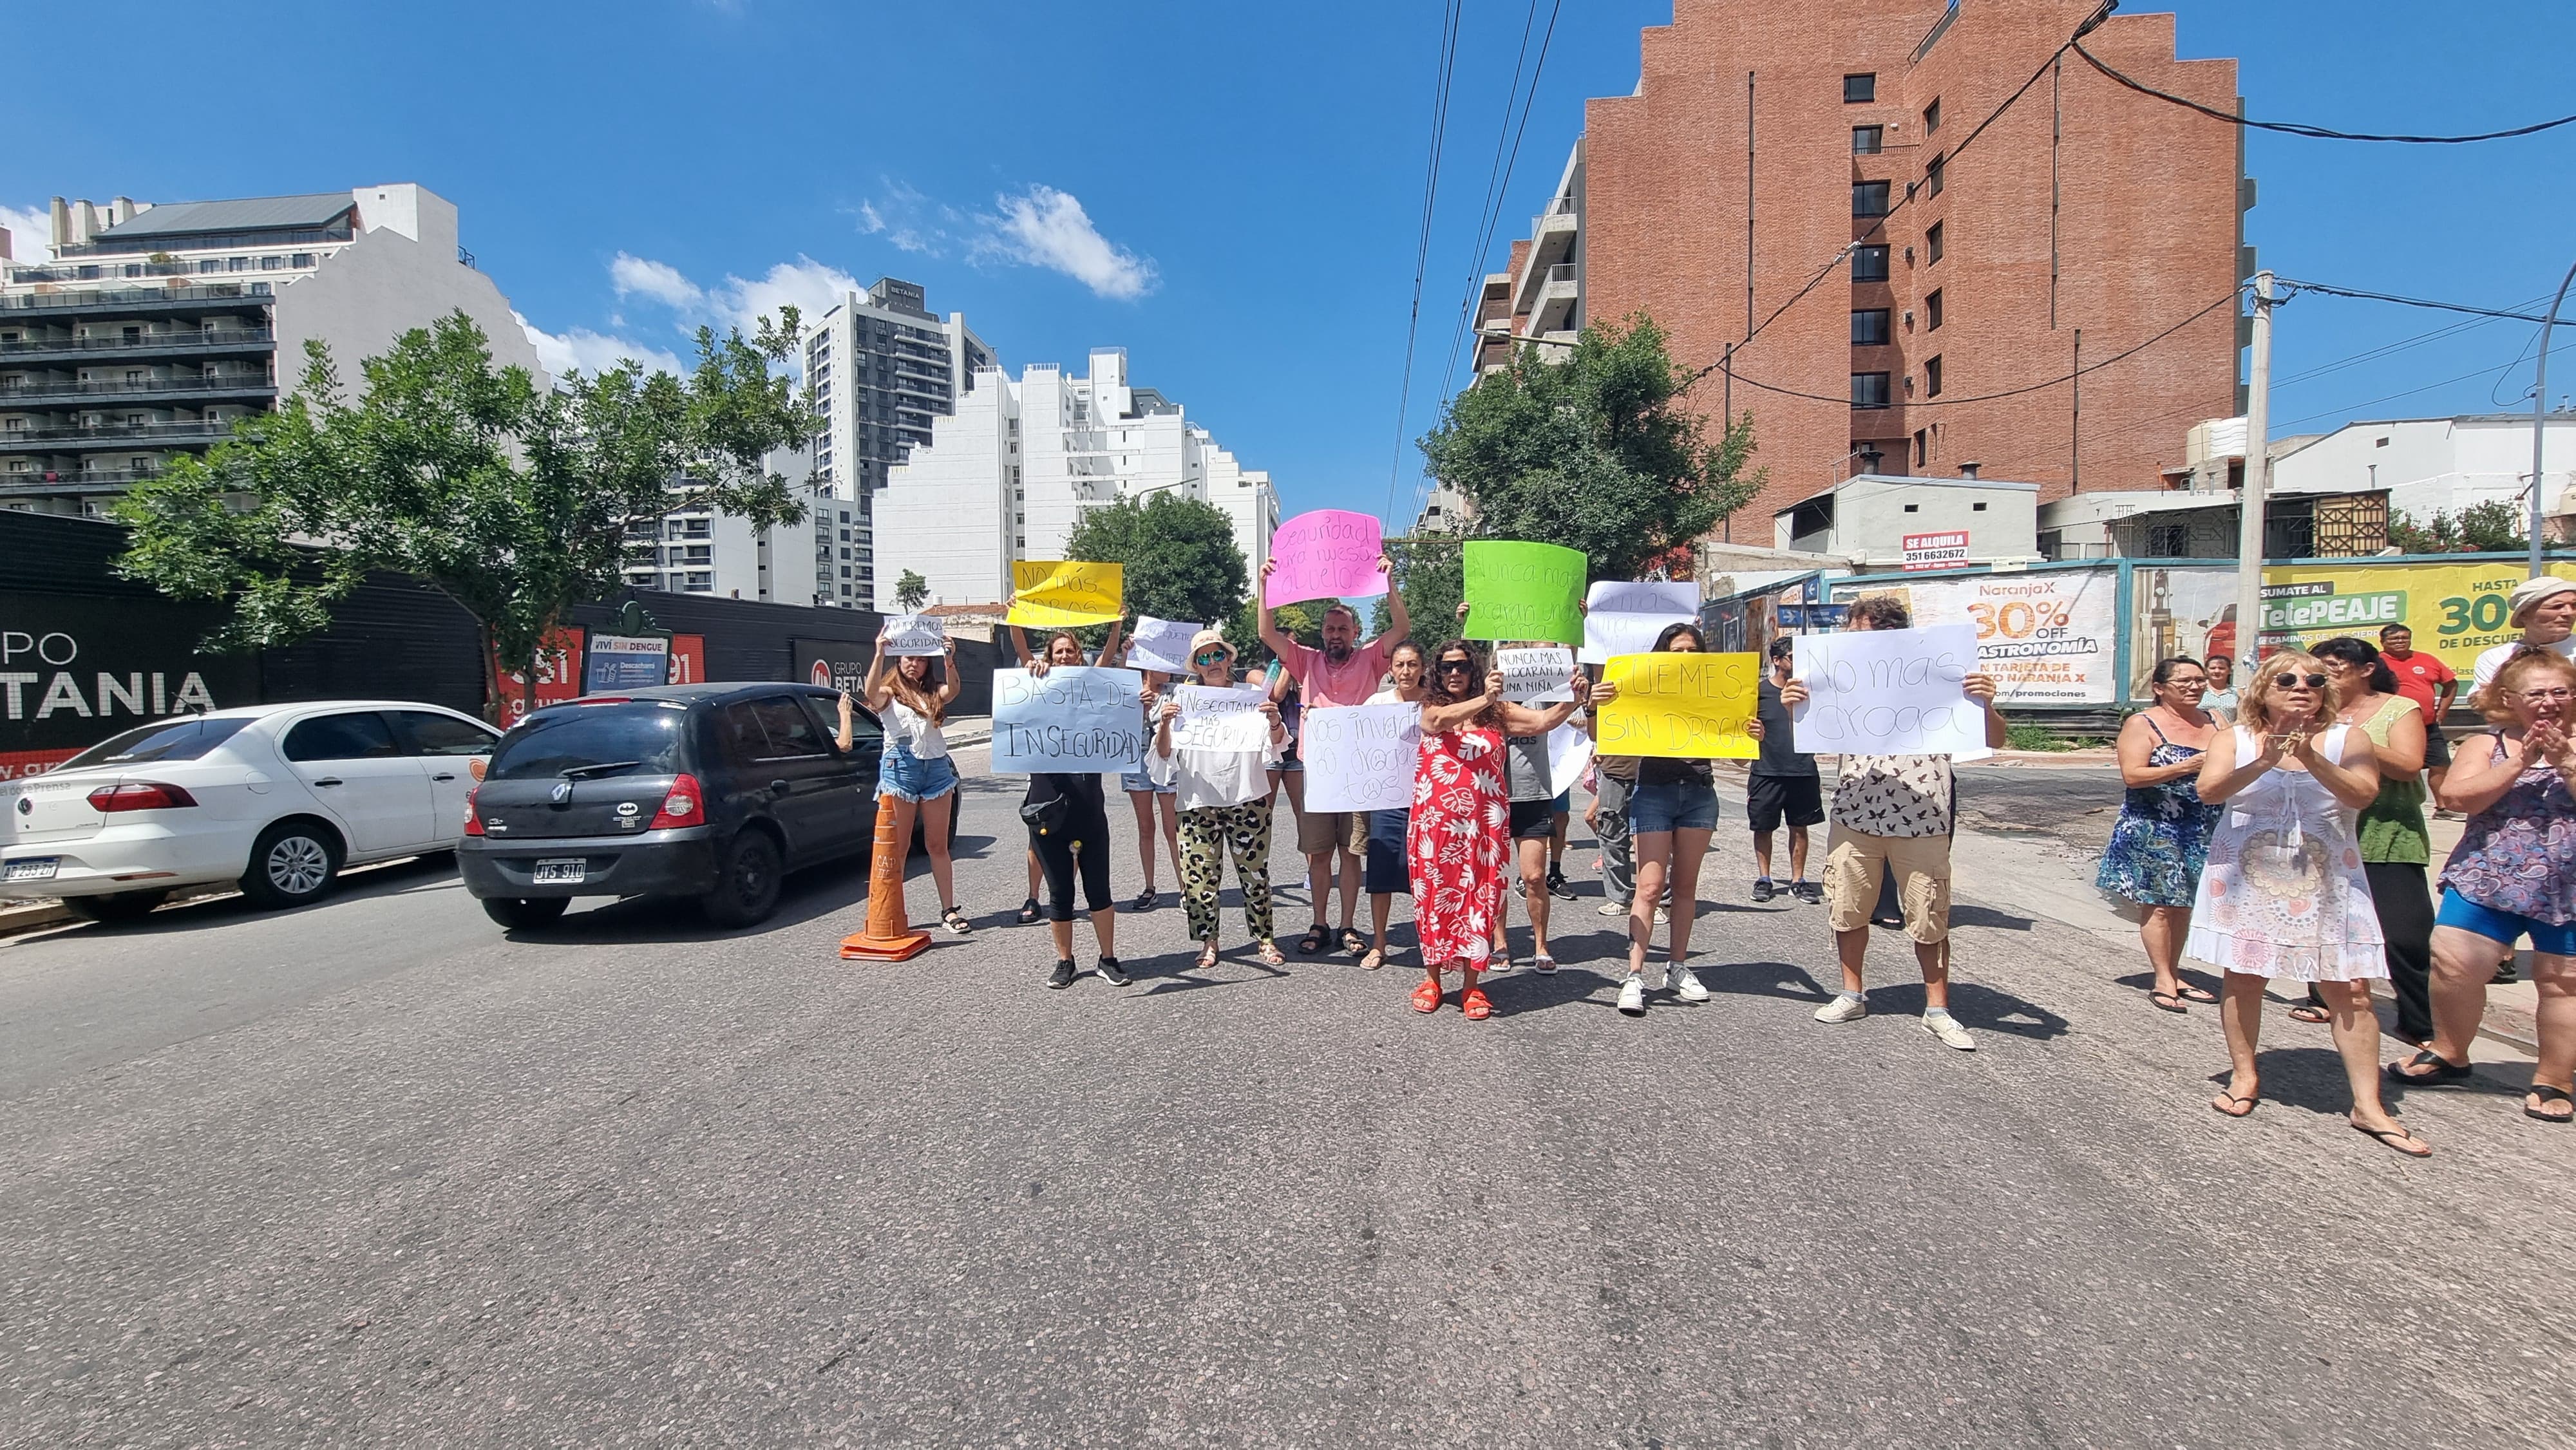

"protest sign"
[1580,581,1701,664]
[1498,645,1578,704]
[1124,616,1202,675]
[1463,541,1585,646]
[1009,560,1124,627]
[1790,624,1987,757]
[1302,702,1421,812]
[1170,683,1273,753]
[1596,652,1761,759]
[1546,724,1594,796]
[990,666,1146,773]
[1265,510,1387,606]
[882,614,946,657]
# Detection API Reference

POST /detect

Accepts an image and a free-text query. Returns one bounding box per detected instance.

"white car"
[1,701,498,921]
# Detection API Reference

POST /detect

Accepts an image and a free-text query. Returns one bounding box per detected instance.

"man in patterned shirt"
[1779,594,2008,1050]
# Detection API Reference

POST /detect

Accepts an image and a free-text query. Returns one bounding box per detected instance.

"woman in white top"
[838,629,970,935]
[2190,650,2427,1156]
[1359,640,1429,970]
[1153,628,1289,969]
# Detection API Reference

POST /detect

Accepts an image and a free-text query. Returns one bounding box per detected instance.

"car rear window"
[489,704,688,781]
[57,716,253,771]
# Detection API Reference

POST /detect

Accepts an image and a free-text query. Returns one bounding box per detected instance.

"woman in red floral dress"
[1410,637,1600,1019]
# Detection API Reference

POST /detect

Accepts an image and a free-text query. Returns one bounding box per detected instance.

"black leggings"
[2305,860,2434,1039]
[1032,806,1115,921]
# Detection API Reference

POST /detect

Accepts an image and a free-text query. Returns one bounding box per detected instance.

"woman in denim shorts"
[1611,621,1727,1016]
[838,628,971,935]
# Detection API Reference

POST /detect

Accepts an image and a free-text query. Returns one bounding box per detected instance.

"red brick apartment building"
[1472,0,2248,536]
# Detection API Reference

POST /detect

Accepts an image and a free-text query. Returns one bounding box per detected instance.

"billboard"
[1834,570,2120,705]
[1,594,261,780]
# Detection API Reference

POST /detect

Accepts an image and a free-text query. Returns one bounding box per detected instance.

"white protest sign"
[1126,616,1202,675]
[1790,624,1989,757]
[991,667,1148,773]
[1546,724,1593,796]
[1170,683,1272,753]
[1498,645,1577,704]
[1581,580,1700,664]
[1303,702,1421,812]
[882,614,946,657]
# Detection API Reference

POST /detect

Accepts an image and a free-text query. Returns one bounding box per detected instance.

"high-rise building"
[1483,1,2247,531]
[872,348,1277,612]
[799,278,995,607]
[0,185,545,517]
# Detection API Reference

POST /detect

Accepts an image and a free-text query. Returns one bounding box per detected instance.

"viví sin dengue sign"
[990,667,1147,773]
[1264,510,1387,607]
[1462,541,1586,646]
[1595,652,1761,760]
[1009,561,1125,628]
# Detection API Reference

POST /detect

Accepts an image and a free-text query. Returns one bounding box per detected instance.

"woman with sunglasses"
[2391,647,2576,1124]
[2311,636,2436,1044]
[2188,652,2425,1155]
[1359,639,1430,971]
[838,626,971,936]
[2096,657,2219,1013]
[1408,637,1598,1019]
[1007,603,1129,988]
[1153,630,1289,970]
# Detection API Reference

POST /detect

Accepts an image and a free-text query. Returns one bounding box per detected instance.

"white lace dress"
[2184,725,2386,981]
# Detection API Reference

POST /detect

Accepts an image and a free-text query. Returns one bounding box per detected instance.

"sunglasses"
[2273,673,2327,690]
[1437,659,1476,672]
[1194,650,1227,664]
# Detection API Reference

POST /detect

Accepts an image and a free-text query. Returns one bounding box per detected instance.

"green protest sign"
[1463,541,1586,645]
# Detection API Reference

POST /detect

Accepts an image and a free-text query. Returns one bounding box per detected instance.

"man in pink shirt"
[1258,555,1408,956]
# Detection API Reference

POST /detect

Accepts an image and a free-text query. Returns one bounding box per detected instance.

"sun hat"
[2506,575,2576,627]
[1187,628,1234,662]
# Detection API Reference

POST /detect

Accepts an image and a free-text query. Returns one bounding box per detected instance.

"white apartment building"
[871,348,1278,612]
[0,185,544,516]
[621,447,822,605]
[2271,412,2576,536]
[799,278,995,607]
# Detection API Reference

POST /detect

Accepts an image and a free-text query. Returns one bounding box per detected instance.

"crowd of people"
[855,564,2576,1156]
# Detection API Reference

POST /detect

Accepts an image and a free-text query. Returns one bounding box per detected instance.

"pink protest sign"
[1264,509,1387,607]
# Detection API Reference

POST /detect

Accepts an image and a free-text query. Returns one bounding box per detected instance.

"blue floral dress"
[2096,715,2217,907]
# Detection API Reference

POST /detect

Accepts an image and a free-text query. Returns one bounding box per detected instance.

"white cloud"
[609,252,703,309]
[514,310,689,382]
[974,185,1156,301]
[710,256,860,338]
[850,180,960,258]
[1,203,52,262]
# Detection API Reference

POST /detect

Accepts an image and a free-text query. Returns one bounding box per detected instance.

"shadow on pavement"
[510,860,871,946]
[13,850,468,943]
[1709,958,1831,1004]
[1949,902,2037,932]
[1847,978,2071,1040]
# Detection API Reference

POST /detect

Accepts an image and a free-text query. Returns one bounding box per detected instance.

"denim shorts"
[1627,777,1719,834]
[2438,890,2576,956]
[1120,768,1175,795]
[877,744,959,803]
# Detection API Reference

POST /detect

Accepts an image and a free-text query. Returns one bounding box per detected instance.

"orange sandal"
[1411,979,1443,1013]
[1460,988,1493,1020]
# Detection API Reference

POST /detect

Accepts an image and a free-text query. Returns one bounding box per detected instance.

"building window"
[1851,309,1891,346]
[1924,98,1943,134]
[1926,155,1946,198]
[228,257,247,272]
[1852,125,1883,155]
[1927,221,1944,263]
[1843,73,1877,104]
[1926,289,1944,331]
[292,253,314,268]
[198,259,221,274]
[1852,245,1890,283]
[1852,182,1890,218]
[260,256,283,270]
[1852,372,1891,409]
[1924,355,1944,397]
[1913,428,1929,468]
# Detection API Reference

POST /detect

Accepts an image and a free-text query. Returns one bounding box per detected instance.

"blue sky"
[7,0,2571,531]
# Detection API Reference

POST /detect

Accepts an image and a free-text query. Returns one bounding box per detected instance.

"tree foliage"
[111,310,813,713]
[2387,502,2529,555]
[894,569,930,611]
[1417,314,1762,583]
[1061,491,1249,629]
[1371,534,1463,646]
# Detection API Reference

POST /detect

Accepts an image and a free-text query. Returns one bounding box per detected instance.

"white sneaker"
[1598,900,1629,917]
[1922,1010,1976,1051]
[1616,975,1646,1015]
[1813,992,1869,1024]
[1672,965,1709,1002]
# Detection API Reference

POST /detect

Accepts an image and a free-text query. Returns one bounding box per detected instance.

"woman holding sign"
[1408,639,1597,1019]
[1008,607,1131,989]
[1359,640,1430,970]
[1608,622,1725,1017]
[838,629,971,936]
[1153,629,1290,968]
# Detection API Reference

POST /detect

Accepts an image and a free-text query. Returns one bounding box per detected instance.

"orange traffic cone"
[839,791,933,961]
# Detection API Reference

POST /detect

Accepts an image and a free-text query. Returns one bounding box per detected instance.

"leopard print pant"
[1179,800,1274,944]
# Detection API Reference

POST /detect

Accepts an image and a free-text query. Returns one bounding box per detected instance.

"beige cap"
[2507,575,2576,626]
[1186,628,1233,661]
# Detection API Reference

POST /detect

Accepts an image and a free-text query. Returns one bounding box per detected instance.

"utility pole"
[2233,272,2275,677]
[2531,256,2575,578]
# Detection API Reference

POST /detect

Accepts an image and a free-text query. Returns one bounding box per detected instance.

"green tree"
[1061,490,1250,628]
[1372,534,1463,645]
[1418,314,1761,583]
[894,569,930,610]
[111,310,813,715]
[1227,599,1321,666]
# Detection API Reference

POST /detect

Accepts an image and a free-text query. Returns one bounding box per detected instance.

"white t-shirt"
[2472,636,2576,693]
[882,698,949,760]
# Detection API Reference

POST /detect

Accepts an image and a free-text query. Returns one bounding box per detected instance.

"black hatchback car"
[457,683,952,930]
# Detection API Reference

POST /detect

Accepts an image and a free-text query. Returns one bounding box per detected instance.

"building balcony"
[0,419,242,451]
[0,328,276,366]
[0,467,163,496]
[1514,209,1579,306]
[0,283,276,318]
[1528,267,1580,334]
[0,374,277,406]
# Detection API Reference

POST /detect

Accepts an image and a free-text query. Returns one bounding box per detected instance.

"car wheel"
[240,820,343,910]
[64,889,170,924]
[701,828,784,928]
[482,896,571,930]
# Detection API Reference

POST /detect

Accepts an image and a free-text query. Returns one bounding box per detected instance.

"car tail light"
[87,782,198,813]
[649,773,705,829]
[462,784,484,836]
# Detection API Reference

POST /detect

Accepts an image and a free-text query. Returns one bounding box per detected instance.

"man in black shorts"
[1749,637,1824,903]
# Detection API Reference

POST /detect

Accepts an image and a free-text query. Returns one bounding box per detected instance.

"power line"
[1383,0,1466,531]
[2270,333,2576,434]
[2071,37,2576,144]
[2274,278,2563,326]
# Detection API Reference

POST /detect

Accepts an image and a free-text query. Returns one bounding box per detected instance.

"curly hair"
[1848,594,1911,631]
[2476,645,2576,724]
[1423,637,1502,729]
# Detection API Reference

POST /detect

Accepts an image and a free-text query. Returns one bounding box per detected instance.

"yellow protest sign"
[1009,560,1125,627]
[1597,652,1761,760]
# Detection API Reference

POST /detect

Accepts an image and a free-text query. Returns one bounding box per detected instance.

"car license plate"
[533,858,587,885]
[5,858,59,881]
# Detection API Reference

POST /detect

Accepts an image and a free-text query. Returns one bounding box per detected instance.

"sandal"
[1411,979,1443,1013]
[2385,1049,2473,1088]
[2174,983,2219,1004]
[2349,1119,2432,1158]
[2286,1004,2333,1025]
[1016,897,1042,926]
[2210,1093,2259,1118]
[2525,1084,2574,1124]
[1197,942,1220,970]
[2150,991,2187,1015]
[1460,987,1494,1020]
[1339,927,1367,956]
[1256,941,1287,967]
[1359,948,1385,970]
[1296,925,1329,954]
[942,907,974,935]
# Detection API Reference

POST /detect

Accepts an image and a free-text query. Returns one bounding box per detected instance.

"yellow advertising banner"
[1596,652,1762,760]
[1009,560,1126,627]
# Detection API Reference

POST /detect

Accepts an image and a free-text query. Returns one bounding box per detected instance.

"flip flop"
[2150,991,2188,1014]
[2525,1085,2574,1124]
[2175,984,2219,1004]
[2350,1120,2432,1158]
[2385,1050,2474,1088]
[1359,948,1386,970]
[2210,1093,2259,1118]
[2287,1004,2333,1025]
[1411,979,1443,1013]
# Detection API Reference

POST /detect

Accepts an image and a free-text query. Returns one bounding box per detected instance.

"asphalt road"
[3,744,2569,1447]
